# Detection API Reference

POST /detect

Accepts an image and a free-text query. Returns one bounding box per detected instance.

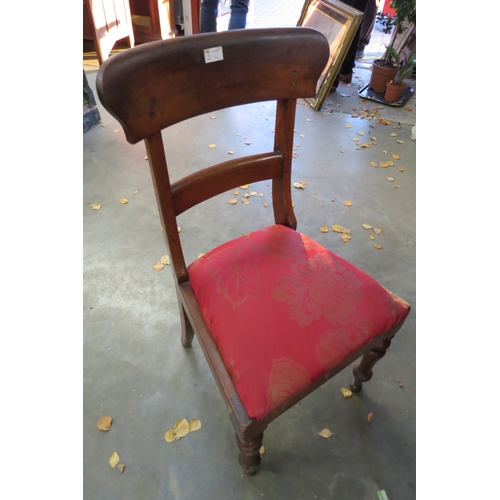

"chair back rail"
[96,28,329,144]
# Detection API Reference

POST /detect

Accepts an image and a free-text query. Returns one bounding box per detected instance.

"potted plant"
[369,0,416,93]
[384,51,416,103]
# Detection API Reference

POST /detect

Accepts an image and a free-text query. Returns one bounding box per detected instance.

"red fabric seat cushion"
[188,224,409,421]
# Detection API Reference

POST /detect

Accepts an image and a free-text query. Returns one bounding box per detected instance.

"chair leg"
[236,432,264,475]
[350,336,394,393]
[179,303,195,347]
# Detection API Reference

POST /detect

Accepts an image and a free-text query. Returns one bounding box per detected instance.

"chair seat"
[188,224,409,421]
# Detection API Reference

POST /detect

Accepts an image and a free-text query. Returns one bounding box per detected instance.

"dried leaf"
[340,387,352,398]
[210,115,216,119]
[97,416,112,431]
[144,156,148,160]
[387,177,394,182]
[264,203,268,208]
[370,161,378,167]
[319,428,334,439]
[300,134,305,138]
[174,418,190,440]
[229,199,238,204]
[380,162,388,168]
[160,255,170,265]
[120,198,128,204]
[357,131,364,136]
[293,182,306,189]
[242,198,249,205]
[362,223,372,230]
[245,141,251,145]
[109,450,120,468]
[258,193,264,198]
[197,253,205,259]
[189,419,202,432]
[340,233,350,243]
[259,445,266,456]
[114,129,119,133]
[373,228,382,235]
[369,234,375,240]
[396,140,403,144]
[344,200,352,207]
[178,226,182,233]
[370,136,377,141]
[250,191,257,196]
[208,144,216,149]
[340,149,345,153]
[320,226,329,233]
[390,133,397,137]
[392,154,401,160]
[397,167,404,172]
[367,412,374,423]
[374,244,382,249]
[228,151,235,155]
[395,184,401,188]
[240,184,249,190]
[164,429,176,442]
[133,190,138,194]
[344,124,352,129]
[153,261,164,271]
[117,464,126,474]
[386,161,395,166]
[332,224,342,233]
[92,203,102,210]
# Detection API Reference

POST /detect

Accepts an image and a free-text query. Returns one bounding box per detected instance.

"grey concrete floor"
[83,4,416,499]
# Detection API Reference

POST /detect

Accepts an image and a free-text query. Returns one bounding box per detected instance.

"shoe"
[338,72,352,83]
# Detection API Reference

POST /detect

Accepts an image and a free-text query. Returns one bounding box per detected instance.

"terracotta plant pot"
[369,59,399,93]
[384,81,405,103]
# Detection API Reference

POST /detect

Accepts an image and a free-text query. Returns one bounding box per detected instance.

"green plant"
[379,0,416,65]
[390,51,416,86]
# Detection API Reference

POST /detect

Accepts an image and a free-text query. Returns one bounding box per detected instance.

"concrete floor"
[83,3,416,499]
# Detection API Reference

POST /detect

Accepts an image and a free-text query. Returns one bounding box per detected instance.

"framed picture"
[297,0,363,111]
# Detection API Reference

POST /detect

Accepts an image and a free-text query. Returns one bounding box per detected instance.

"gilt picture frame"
[297,0,363,111]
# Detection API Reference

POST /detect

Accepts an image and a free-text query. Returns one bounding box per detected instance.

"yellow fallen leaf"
[300,134,305,138]
[387,177,394,182]
[398,167,404,172]
[370,136,377,141]
[228,151,235,155]
[144,156,148,160]
[344,200,352,207]
[208,144,216,149]
[386,161,395,166]
[97,416,112,431]
[229,199,238,204]
[250,191,257,196]
[120,198,128,204]
[395,184,401,188]
[319,428,334,439]
[242,198,249,205]
[259,445,266,456]
[264,203,268,208]
[210,115,216,119]
[178,226,182,233]
[370,162,378,167]
[340,149,345,153]
[92,203,102,210]
[258,193,264,198]
[197,253,205,259]
[340,233,350,243]
[320,226,329,233]
[240,184,249,189]
[109,450,120,468]
[164,429,176,442]
[357,131,364,136]
[392,154,401,160]
[374,228,382,234]
[367,412,374,423]
[369,234,375,240]
[245,141,251,145]
[390,133,397,137]
[133,190,138,194]
[114,129,119,133]
[101,123,107,127]
[189,419,202,432]
[332,225,342,233]
[396,140,403,144]
[117,464,126,474]
[293,182,306,189]
[374,244,382,249]
[160,255,170,265]
[153,261,164,271]
[344,124,352,129]
[362,223,372,230]
[340,387,352,398]
[380,162,388,168]
[174,418,190,440]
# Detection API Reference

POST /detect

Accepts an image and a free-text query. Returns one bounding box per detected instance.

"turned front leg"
[350,336,394,393]
[236,433,264,475]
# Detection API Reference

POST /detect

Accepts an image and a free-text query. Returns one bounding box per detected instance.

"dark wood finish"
[236,433,264,476]
[96,28,409,474]
[83,0,135,65]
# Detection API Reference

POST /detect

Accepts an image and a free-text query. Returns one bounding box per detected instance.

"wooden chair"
[96,27,410,475]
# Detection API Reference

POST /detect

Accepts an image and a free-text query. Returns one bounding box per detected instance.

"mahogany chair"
[96,27,410,475]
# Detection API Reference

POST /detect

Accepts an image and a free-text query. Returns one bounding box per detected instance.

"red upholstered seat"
[188,224,410,421]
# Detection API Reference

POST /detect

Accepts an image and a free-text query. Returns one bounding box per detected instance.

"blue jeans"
[200,0,249,33]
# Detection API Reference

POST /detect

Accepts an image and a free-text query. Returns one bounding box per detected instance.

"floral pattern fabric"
[188,224,409,420]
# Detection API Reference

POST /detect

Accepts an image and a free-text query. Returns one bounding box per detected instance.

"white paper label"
[204,46,224,64]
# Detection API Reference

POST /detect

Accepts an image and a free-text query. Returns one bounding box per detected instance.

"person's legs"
[228,0,249,30]
[200,0,219,33]
[357,0,378,56]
